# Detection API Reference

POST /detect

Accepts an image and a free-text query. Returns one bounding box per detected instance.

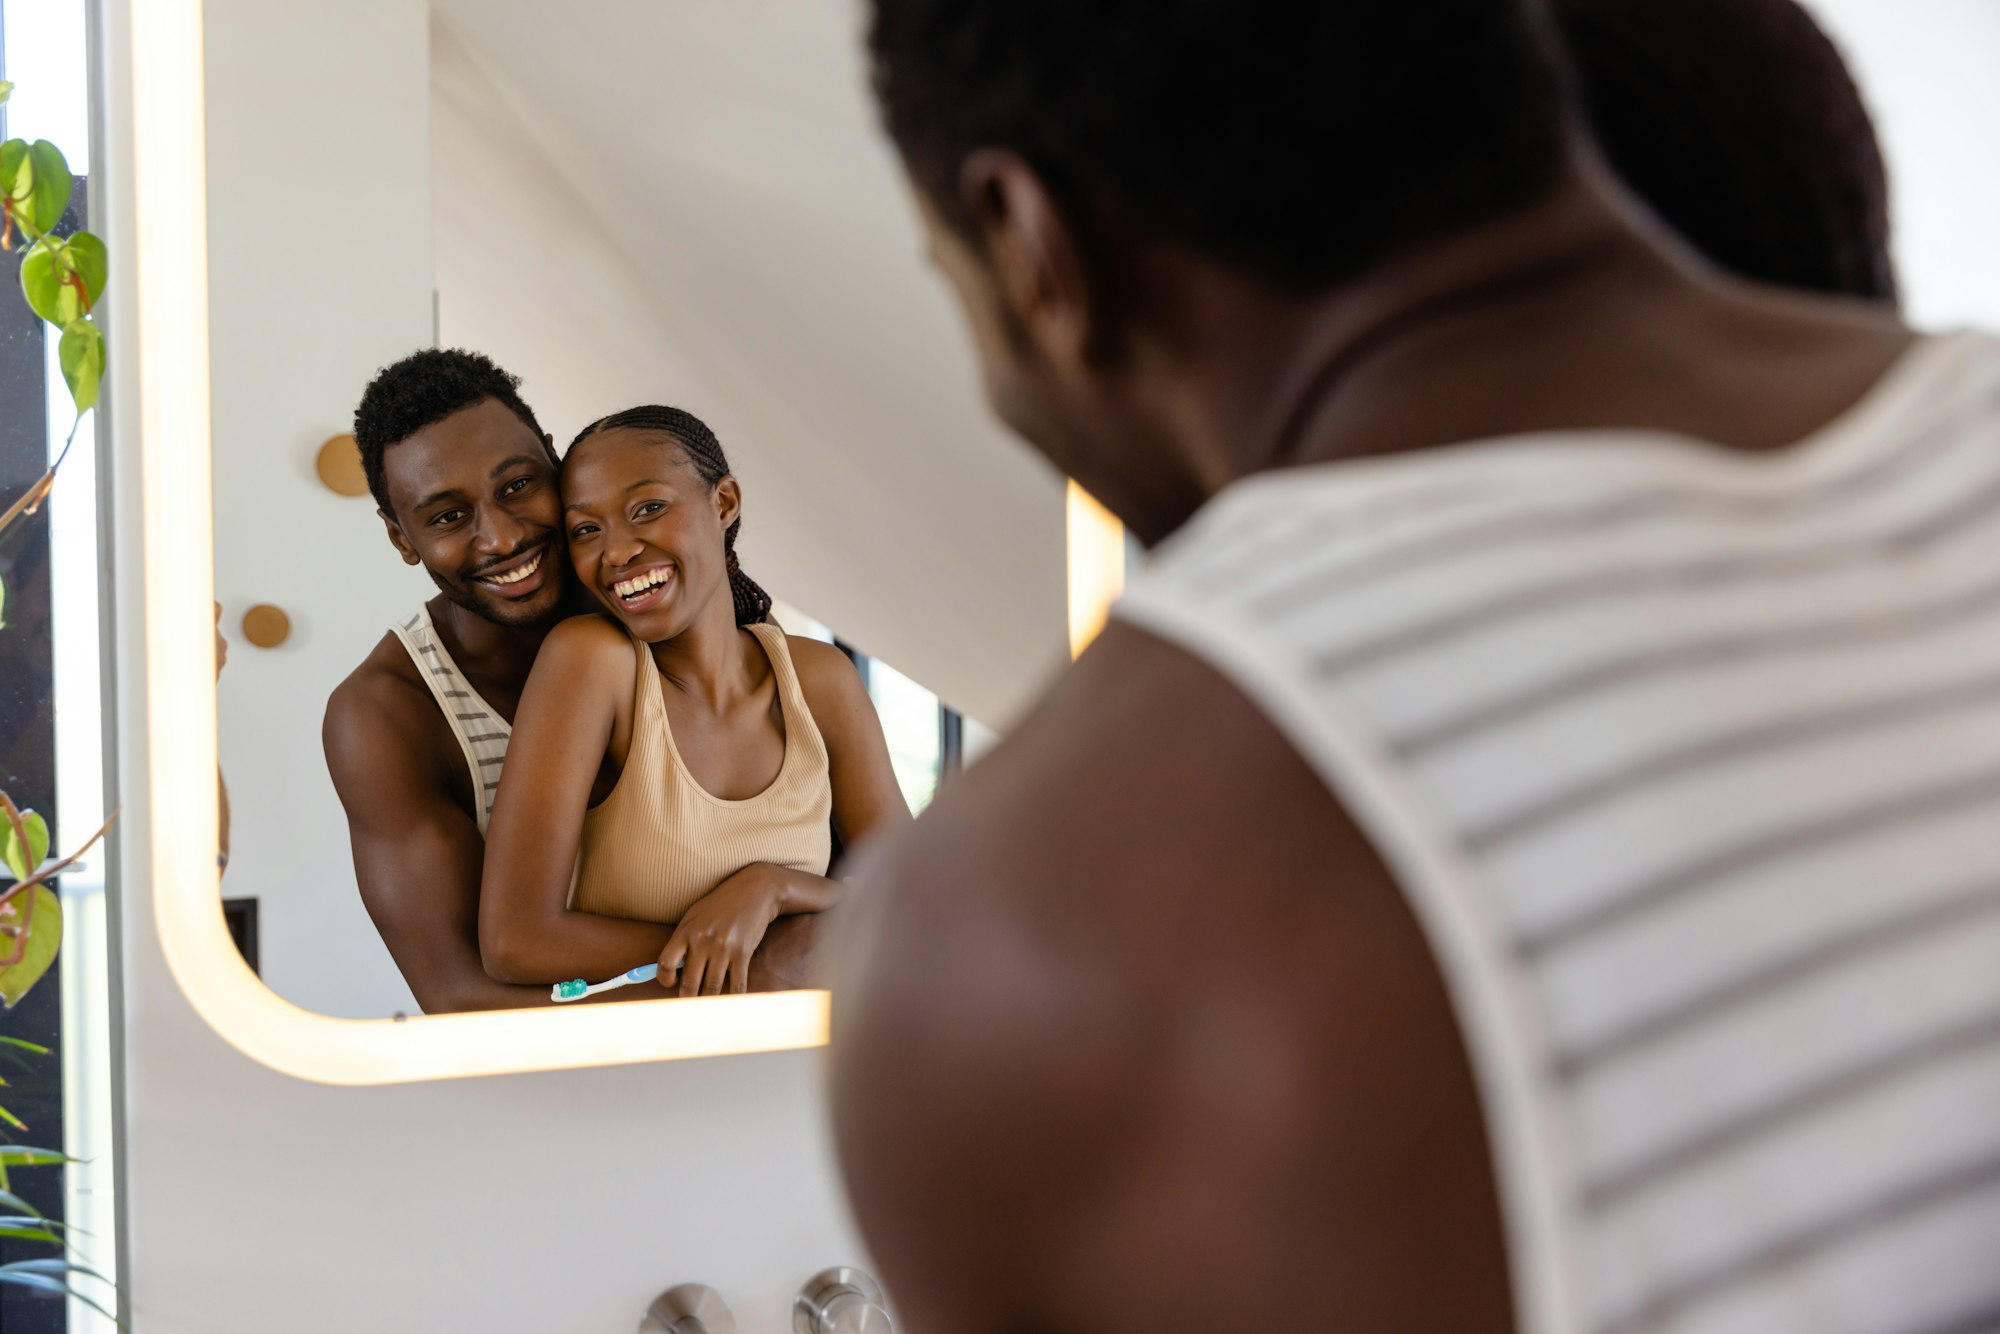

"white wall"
[205,0,433,1018]
[1802,0,2000,329]
[108,3,869,1331]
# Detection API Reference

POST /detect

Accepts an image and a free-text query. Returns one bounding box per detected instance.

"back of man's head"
[352,348,548,516]
[867,0,1572,291]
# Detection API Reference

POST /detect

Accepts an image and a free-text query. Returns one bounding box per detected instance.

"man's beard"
[428,550,568,629]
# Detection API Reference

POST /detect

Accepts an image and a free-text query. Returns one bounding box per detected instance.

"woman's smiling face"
[561,428,740,641]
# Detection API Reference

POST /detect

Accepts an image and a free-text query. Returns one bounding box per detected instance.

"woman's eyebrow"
[565,480,671,512]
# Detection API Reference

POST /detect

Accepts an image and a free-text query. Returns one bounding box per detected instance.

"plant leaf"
[0,1146,72,1168]
[0,1038,51,1058]
[0,140,28,215]
[0,1104,27,1133]
[19,141,71,236]
[62,232,106,310]
[0,809,47,883]
[58,318,104,415]
[20,234,104,332]
[0,1223,60,1245]
[0,1271,69,1296]
[0,889,61,1009]
[0,1189,45,1219]
[1,1258,114,1284]
[19,236,65,324]
[0,83,12,107]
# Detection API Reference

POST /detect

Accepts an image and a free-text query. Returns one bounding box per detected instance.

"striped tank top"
[570,622,833,924]
[389,605,510,834]
[1115,330,2000,1334]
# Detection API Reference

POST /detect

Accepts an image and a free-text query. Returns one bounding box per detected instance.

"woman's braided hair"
[568,405,773,626]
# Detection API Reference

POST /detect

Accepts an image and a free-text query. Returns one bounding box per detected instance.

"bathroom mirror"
[171,0,1081,1055]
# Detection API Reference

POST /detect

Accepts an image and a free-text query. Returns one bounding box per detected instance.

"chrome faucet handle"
[794,1266,894,1334]
[640,1283,735,1334]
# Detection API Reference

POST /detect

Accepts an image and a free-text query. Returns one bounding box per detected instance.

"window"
[769,601,966,814]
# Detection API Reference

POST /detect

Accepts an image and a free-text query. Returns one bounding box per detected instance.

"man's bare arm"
[324,671,588,1013]
[830,621,1514,1334]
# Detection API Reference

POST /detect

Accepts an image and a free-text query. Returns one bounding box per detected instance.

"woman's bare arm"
[795,636,913,861]
[478,616,676,984]
[654,637,914,995]
[746,638,912,916]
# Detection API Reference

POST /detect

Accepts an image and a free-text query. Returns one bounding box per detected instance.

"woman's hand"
[658,864,786,996]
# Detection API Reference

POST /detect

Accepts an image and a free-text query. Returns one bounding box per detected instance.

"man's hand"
[657,864,787,997]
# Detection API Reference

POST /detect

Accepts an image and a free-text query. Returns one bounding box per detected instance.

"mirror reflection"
[322,382,914,1012]
[208,0,1049,1018]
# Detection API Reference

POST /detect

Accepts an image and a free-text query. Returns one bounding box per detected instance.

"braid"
[570,405,773,625]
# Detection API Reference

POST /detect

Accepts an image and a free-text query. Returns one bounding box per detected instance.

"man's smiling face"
[378,397,571,628]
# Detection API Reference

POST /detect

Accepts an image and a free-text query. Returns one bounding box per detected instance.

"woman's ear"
[713,475,743,530]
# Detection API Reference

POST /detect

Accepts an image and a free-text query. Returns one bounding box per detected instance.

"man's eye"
[430,509,466,527]
[501,477,534,498]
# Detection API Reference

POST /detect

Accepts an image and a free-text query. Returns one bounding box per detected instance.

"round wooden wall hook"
[315,432,370,498]
[240,604,292,649]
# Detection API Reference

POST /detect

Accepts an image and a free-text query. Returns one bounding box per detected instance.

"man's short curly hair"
[352,348,549,514]
[866,0,1572,292]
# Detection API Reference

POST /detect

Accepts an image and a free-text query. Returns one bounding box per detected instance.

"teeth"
[482,551,542,586]
[613,567,670,599]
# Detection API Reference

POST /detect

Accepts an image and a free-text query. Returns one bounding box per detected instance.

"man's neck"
[1132,162,1908,541]
[426,594,559,699]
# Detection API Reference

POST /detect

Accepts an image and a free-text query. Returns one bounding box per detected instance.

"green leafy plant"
[0,79,122,1324]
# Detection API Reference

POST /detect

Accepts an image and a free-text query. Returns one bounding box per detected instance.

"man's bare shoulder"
[849,619,1306,930]
[831,620,1512,1331]
[327,632,433,733]
[832,618,1329,1188]
[323,632,453,793]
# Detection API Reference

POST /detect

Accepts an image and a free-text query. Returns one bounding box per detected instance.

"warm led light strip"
[128,0,828,1084]
[1066,481,1126,658]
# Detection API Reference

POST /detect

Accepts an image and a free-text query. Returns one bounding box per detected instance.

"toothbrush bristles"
[552,970,649,1003]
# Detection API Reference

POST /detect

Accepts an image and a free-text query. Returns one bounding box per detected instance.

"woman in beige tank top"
[478,406,910,995]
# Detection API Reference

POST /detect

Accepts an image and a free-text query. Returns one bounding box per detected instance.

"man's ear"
[380,509,422,566]
[713,476,743,531]
[959,149,1102,370]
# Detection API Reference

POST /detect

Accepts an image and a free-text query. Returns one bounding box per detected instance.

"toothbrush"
[551,963,660,1002]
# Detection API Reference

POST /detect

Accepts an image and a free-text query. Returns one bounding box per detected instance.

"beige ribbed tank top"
[570,622,832,924]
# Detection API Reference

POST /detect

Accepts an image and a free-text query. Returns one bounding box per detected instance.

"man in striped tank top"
[833,4,1999,1333]
[323,350,819,1012]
